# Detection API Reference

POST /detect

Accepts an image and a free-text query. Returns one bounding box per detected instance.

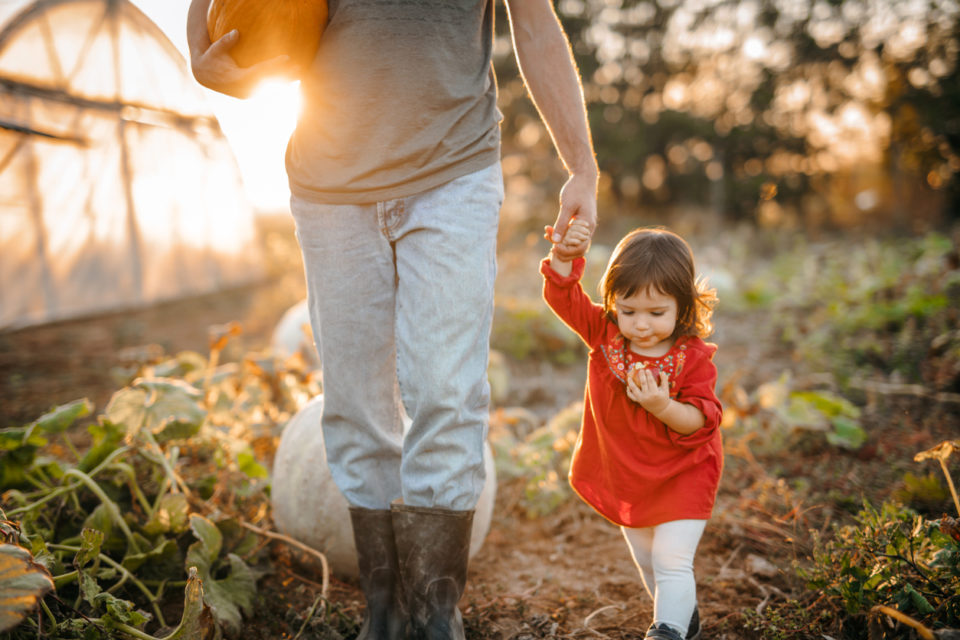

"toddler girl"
[540,221,722,640]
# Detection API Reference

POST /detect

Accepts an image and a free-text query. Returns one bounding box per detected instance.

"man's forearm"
[506,0,598,180]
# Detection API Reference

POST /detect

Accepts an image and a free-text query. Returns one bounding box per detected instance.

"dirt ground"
[2,215,956,639]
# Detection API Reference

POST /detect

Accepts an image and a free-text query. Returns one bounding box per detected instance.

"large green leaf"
[143,494,191,536]
[122,539,179,574]
[77,420,125,473]
[826,416,867,450]
[0,543,54,633]
[104,377,206,443]
[30,399,94,434]
[74,528,104,569]
[0,427,47,489]
[185,514,257,633]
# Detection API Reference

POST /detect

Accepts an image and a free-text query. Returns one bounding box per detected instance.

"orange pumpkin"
[206,0,328,70]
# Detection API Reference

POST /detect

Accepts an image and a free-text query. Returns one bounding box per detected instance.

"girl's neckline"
[625,335,688,360]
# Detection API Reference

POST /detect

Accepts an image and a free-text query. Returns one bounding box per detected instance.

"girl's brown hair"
[600,227,717,339]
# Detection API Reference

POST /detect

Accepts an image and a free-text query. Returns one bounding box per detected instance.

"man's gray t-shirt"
[285,0,502,204]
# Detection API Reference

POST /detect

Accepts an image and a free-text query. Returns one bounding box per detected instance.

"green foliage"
[753,231,959,387]
[492,403,582,518]
[491,298,585,364]
[1,399,93,488]
[724,371,867,452]
[0,345,320,638]
[740,598,830,639]
[185,514,259,634]
[895,472,953,516]
[538,1,959,220]
[800,502,960,633]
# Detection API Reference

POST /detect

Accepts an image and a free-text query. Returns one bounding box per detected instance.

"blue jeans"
[290,162,503,511]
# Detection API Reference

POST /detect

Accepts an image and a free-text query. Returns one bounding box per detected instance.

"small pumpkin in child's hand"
[207,0,329,71]
[628,362,666,387]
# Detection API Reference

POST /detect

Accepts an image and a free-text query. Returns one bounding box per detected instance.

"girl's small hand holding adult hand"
[626,367,671,415]
[545,218,591,276]
[544,217,592,261]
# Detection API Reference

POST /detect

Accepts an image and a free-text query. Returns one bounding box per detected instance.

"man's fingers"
[551,206,576,243]
[208,29,239,55]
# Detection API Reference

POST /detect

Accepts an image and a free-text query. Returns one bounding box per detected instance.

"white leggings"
[621,519,707,636]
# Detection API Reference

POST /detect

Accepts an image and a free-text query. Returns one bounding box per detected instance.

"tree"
[495,0,960,226]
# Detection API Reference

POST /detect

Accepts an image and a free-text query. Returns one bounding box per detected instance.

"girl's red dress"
[541,257,724,528]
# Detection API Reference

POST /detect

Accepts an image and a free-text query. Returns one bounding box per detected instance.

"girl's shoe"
[644,607,701,640]
[645,623,684,640]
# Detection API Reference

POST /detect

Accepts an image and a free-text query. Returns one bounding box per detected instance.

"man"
[187,1,597,638]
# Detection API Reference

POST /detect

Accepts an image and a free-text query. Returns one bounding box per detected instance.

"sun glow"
[207,80,302,212]
[130,1,302,213]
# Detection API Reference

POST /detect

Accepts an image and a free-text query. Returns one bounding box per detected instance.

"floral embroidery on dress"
[601,334,630,382]
[603,334,689,395]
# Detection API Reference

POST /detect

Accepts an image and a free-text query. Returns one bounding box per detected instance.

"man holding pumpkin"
[187,1,597,638]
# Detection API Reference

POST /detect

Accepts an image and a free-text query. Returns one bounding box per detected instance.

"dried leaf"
[208,322,242,353]
[915,440,959,463]
[164,566,210,639]
[0,543,54,633]
[941,516,960,542]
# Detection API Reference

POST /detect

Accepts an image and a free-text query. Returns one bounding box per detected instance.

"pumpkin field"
[3,0,960,637]
[2,212,959,639]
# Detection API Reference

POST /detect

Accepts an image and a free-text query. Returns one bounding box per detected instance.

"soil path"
[7,218,950,639]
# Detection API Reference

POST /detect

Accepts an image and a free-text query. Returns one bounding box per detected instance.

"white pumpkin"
[269,299,321,370]
[271,395,497,579]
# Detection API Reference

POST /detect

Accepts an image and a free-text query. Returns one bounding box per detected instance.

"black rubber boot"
[686,606,701,640]
[349,507,407,640]
[391,505,473,640]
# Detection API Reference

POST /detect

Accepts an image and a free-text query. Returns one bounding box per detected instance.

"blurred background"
[2,0,958,421]
[496,0,958,236]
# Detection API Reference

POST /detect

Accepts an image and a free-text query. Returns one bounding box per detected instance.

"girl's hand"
[545,217,592,261]
[626,366,671,414]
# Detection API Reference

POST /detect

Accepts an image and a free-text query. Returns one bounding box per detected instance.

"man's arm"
[504,0,598,256]
[186,0,289,98]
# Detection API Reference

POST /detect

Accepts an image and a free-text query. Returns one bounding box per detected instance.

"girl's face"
[614,287,678,355]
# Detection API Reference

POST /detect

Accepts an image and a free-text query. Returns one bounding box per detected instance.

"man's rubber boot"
[349,507,407,640]
[686,606,701,640]
[391,505,473,640]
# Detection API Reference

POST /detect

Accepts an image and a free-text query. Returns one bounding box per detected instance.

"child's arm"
[626,368,705,435]
[546,218,591,276]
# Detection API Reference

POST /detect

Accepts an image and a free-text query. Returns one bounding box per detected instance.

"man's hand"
[191,30,292,99]
[187,0,293,99]
[547,172,597,260]
[546,217,591,259]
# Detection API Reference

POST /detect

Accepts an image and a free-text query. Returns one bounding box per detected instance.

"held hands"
[546,217,592,263]
[547,172,597,262]
[626,365,671,415]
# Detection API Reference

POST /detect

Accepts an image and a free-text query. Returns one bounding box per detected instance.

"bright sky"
[132,0,300,213]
